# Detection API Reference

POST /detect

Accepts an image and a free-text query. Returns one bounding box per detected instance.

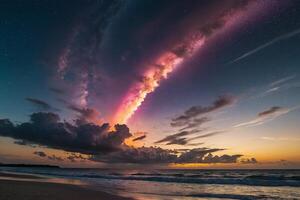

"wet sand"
[0,172,134,200]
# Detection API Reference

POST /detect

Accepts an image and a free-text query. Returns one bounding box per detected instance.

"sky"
[0,0,300,168]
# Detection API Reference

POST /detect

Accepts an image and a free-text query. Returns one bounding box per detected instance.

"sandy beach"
[0,173,133,200]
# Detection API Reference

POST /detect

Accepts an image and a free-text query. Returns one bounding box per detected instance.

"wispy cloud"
[269,75,297,87]
[260,75,299,97]
[155,129,201,145]
[229,28,300,64]
[26,98,60,111]
[234,106,290,128]
[155,129,223,146]
[171,95,235,129]
[132,135,147,142]
[260,137,300,142]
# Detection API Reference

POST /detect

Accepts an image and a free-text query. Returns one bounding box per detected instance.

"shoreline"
[0,172,134,200]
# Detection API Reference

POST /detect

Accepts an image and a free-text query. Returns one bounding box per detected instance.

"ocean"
[1,167,300,200]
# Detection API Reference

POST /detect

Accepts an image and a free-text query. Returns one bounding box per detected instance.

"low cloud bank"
[0,112,254,164]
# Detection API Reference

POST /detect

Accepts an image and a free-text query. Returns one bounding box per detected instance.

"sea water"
[1,167,300,199]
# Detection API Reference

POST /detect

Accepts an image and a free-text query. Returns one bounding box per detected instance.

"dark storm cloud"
[26,98,59,111]
[171,95,235,128]
[33,151,47,157]
[0,112,131,155]
[132,135,146,142]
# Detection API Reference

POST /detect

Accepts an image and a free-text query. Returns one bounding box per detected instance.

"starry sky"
[0,0,300,168]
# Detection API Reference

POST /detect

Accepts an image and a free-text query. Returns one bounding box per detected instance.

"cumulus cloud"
[171,95,235,128]
[0,112,132,155]
[234,106,290,128]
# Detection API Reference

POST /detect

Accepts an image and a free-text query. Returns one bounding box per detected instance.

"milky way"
[112,0,274,124]
[56,0,282,125]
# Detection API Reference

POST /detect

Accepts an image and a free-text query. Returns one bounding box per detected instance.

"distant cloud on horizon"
[260,136,300,142]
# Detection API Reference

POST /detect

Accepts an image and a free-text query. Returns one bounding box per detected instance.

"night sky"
[0,0,300,168]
